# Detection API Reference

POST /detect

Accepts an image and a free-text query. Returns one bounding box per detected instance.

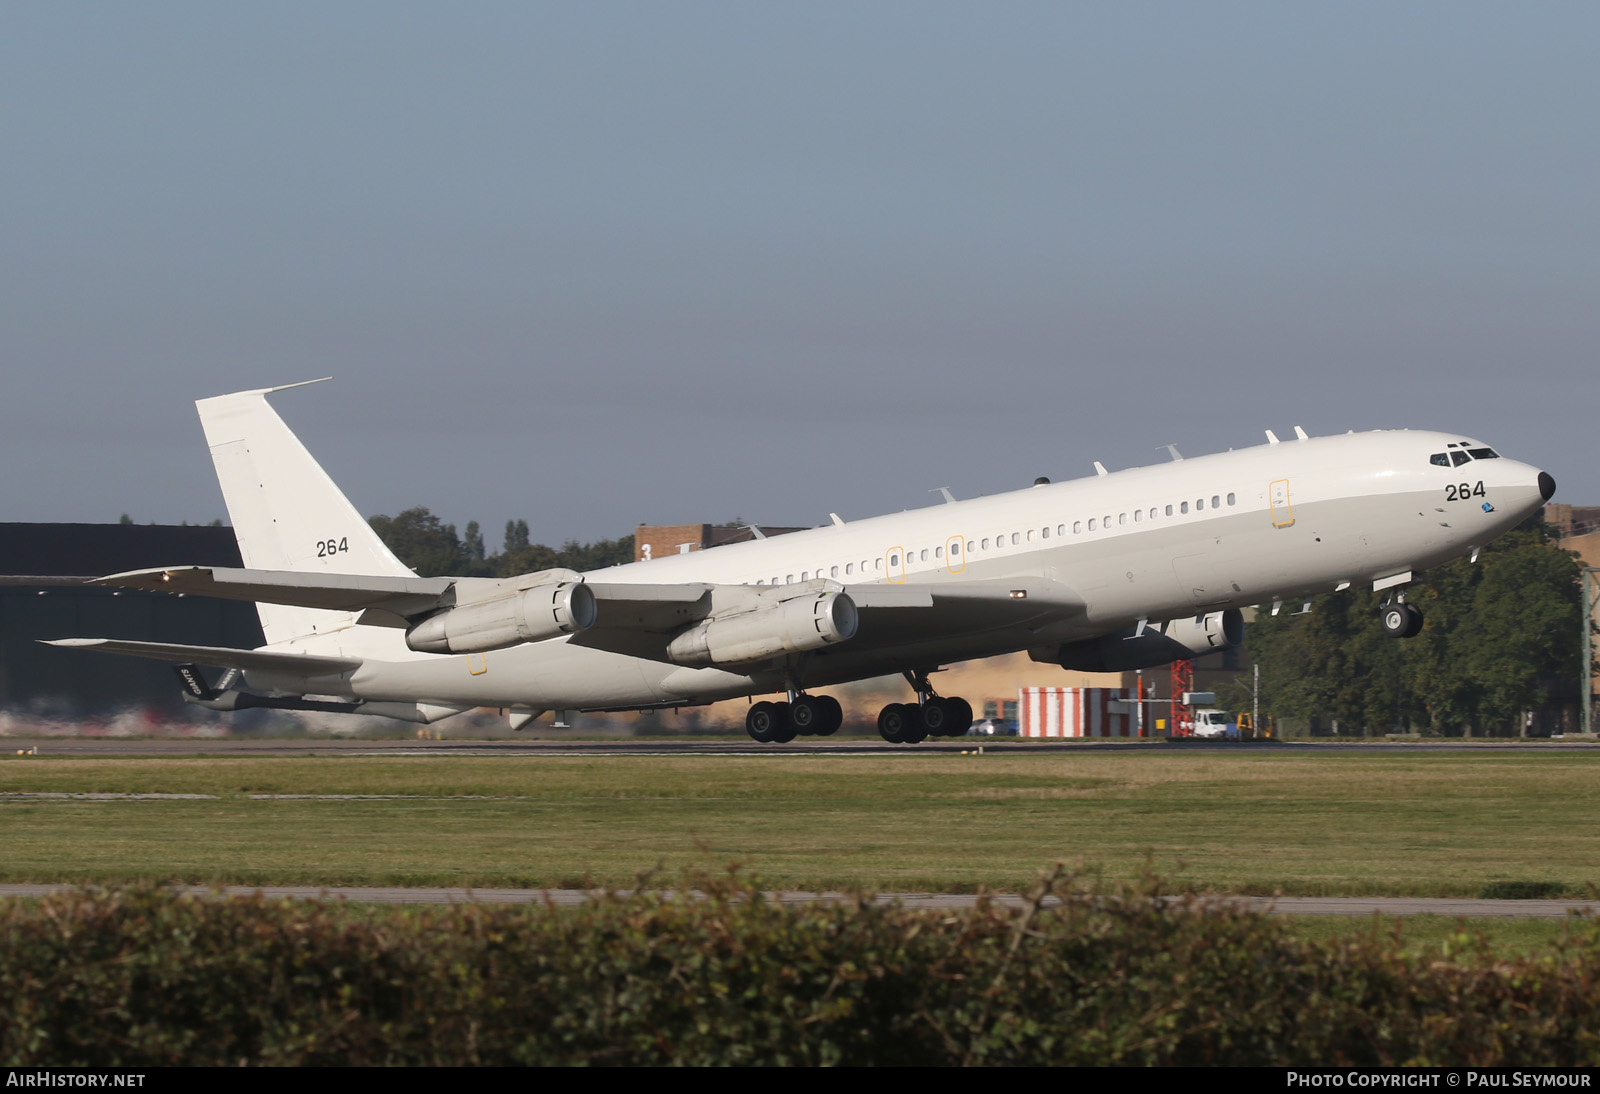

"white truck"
[1191,708,1237,739]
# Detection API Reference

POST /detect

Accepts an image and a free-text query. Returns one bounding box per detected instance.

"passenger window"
[1181,502,1189,514]
[1103,514,1111,527]
[1134,510,1142,522]
[802,571,809,581]
[1041,527,1049,539]
[1226,493,1235,506]
[935,546,943,558]
[1165,505,1173,516]
[756,579,764,586]
[1073,521,1081,534]
[830,566,839,577]
[965,541,973,553]
[889,555,898,567]
[1011,532,1020,545]
[786,574,794,583]
[1118,513,1126,525]
[981,538,990,549]
[1027,530,1035,542]
[874,559,882,571]
[1057,524,1065,536]
[846,563,854,575]
[1196,498,1205,511]
[920,549,928,562]
[1212,495,1220,508]
[1430,453,1449,467]
[1451,450,1471,467]
[1088,519,1097,531]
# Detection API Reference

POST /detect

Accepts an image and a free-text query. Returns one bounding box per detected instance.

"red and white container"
[1018,687,1133,738]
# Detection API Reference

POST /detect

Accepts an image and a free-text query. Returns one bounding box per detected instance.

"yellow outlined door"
[946,535,967,574]
[1270,479,1294,527]
[885,547,906,584]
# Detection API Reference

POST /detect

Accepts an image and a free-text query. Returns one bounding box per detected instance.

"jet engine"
[667,591,858,667]
[405,580,597,654]
[1038,608,1244,672]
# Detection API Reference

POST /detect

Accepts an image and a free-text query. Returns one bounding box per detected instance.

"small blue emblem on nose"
[1482,502,1495,513]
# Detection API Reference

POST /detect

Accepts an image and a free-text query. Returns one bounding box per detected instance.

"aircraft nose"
[1539,471,1556,501]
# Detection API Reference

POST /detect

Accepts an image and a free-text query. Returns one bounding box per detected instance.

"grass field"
[1,749,1597,896]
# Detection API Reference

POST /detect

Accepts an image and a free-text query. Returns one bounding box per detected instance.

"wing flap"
[44,638,362,675]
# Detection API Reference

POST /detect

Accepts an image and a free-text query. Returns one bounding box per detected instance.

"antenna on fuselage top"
[1159,444,1183,462]
[1093,462,1109,476]
[931,487,957,504]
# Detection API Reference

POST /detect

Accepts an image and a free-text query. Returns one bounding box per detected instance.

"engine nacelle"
[1038,609,1244,672]
[667,591,858,667]
[405,581,597,654]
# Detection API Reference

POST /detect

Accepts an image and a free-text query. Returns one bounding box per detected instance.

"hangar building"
[0,524,263,714]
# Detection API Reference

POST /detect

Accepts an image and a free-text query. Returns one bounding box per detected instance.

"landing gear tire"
[814,695,844,736]
[790,696,823,735]
[769,701,797,743]
[900,705,928,744]
[878,702,925,744]
[1381,603,1423,639]
[944,696,973,735]
[918,696,974,737]
[747,701,794,744]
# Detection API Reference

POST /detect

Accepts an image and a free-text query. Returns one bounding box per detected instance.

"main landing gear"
[1380,598,1424,639]
[878,670,973,745]
[745,693,843,743]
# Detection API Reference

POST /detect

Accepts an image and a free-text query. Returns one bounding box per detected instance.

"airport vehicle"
[966,718,1019,737]
[1191,709,1235,739]
[49,382,1555,744]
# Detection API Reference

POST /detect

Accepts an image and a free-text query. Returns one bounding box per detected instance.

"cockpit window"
[1429,453,1449,467]
[1468,448,1499,460]
[1450,450,1471,467]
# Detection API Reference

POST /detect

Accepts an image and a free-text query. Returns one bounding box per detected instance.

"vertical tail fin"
[196,379,415,645]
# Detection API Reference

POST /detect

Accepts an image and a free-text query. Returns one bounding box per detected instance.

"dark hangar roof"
[0,524,243,579]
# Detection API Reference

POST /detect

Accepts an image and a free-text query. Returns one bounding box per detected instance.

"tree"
[504,519,530,554]
[1238,518,1581,735]
[368,507,463,577]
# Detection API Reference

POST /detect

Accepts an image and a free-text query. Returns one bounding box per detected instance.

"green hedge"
[3,873,1599,1065]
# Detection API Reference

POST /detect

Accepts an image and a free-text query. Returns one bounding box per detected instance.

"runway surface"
[5,736,1598,757]
[0,882,1594,918]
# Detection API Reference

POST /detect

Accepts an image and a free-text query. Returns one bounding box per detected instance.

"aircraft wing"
[568,576,1084,660]
[846,576,1086,642]
[96,566,452,612]
[43,638,362,674]
[93,566,456,627]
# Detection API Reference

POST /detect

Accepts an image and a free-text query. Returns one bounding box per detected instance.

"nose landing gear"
[1380,599,1424,638]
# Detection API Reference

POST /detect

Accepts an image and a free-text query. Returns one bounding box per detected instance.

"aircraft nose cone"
[1539,471,1556,501]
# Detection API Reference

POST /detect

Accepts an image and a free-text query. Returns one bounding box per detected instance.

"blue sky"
[4,3,1595,547]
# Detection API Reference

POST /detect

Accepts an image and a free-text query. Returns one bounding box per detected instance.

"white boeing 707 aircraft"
[50,381,1555,743]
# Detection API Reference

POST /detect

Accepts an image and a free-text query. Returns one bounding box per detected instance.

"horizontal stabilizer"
[94,566,454,618]
[43,638,362,675]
